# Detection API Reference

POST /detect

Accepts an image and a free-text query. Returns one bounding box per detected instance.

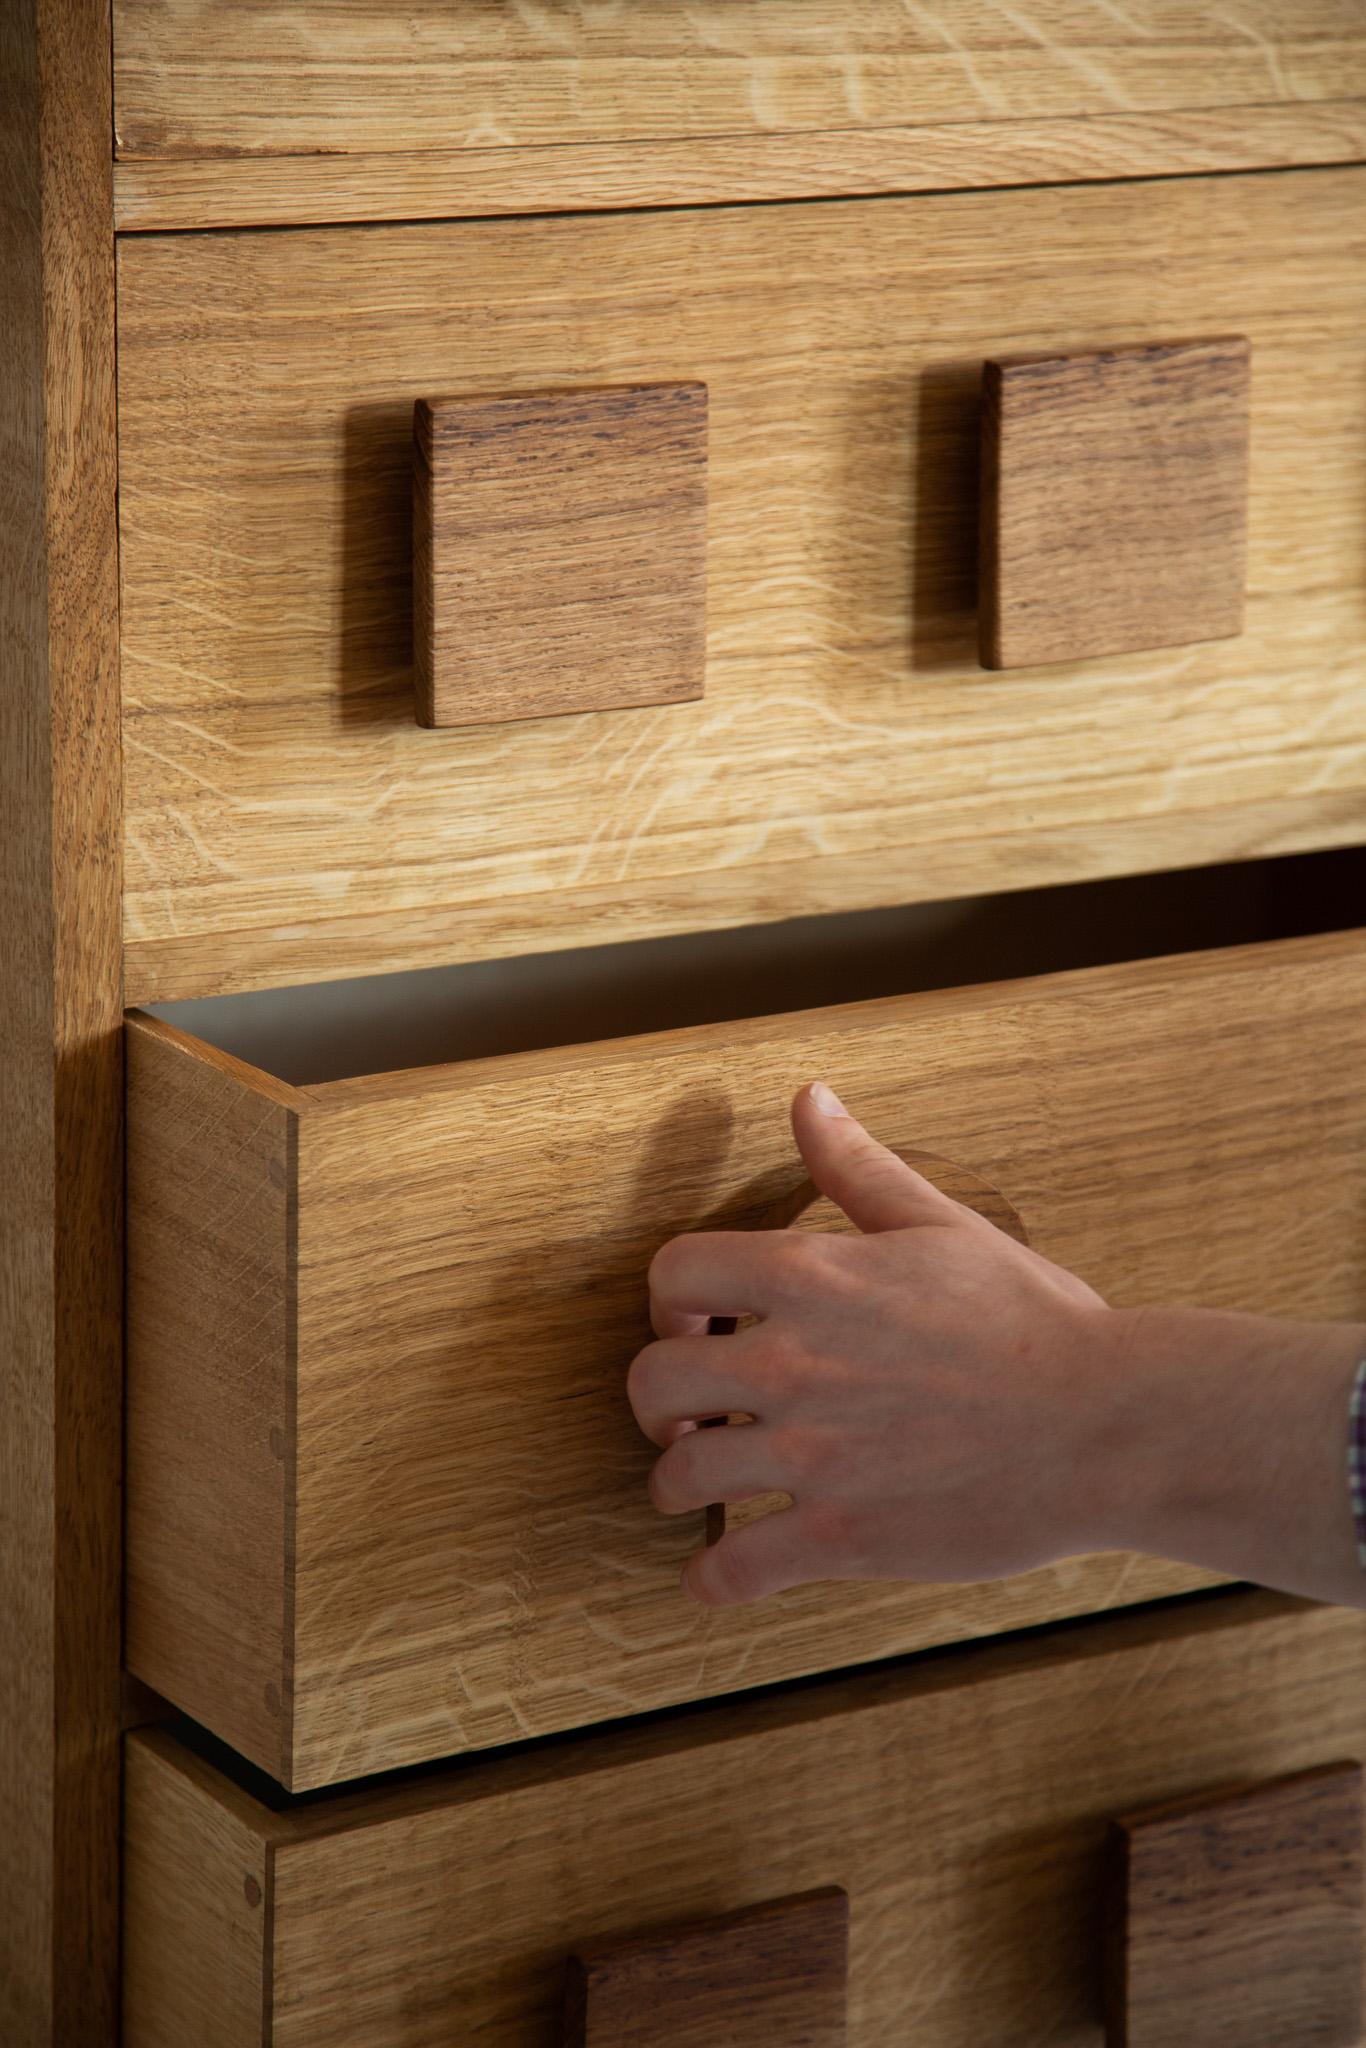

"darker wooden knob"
[1104,1761,1364,2047]
[562,1888,848,2047]
[413,382,707,729]
[979,335,1250,671]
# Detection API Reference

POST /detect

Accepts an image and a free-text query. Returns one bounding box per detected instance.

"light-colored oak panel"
[117,169,1366,994]
[123,792,1366,1004]
[126,926,1366,1789]
[122,1593,1366,2047]
[109,101,1366,234]
[111,1,1366,159]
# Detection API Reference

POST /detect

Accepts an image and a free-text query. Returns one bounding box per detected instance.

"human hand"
[628,1081,1119,1606]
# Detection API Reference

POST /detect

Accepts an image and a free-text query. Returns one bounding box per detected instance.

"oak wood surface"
[117,168,1366,996]
[123,1736,270,2048]
[110,99,1366,234]
[122,1592,1366,2047]
[1105,1764,1365,2048]
[125,925,1366,1789]
[563,1889,848,2048]
[124,791,1366,1005]
[414,384,707,729]
[111,1,1366,159]
[0,0,123,2039]
[981,337,1251,670]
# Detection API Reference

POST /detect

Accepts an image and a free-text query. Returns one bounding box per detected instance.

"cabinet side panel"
[0,0,122,2038]
[126,1019,296,1780]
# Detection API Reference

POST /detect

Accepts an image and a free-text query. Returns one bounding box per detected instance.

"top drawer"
[112,2,1366,160]
[119,167,1366,1001]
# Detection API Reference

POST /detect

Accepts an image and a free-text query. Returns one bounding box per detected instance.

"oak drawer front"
[112,3,1366,162]
[123,1592,1366,2047]
[126,925,1366,1791]
[118,167,1366,1003]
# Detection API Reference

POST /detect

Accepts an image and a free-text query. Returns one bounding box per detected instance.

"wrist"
[1083,1303,1366,1601]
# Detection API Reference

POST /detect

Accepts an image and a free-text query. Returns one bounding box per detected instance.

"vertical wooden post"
[0,1,123,2040]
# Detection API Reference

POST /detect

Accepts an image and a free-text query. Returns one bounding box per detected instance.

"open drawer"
[125,862,1366,1790]
[123,1590,1366,2046]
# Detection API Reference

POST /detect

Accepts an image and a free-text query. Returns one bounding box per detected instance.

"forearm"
[1092,1304,1366,1608]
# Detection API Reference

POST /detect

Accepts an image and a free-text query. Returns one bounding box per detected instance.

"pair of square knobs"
[414,334,1251,730]
[565,1762,1362,2048]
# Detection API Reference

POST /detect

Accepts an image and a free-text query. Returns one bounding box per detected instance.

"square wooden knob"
[1105,1761,1364,2047]
[562,1888,848,2047]
[413,381,707,728]
[980,335,1250,669]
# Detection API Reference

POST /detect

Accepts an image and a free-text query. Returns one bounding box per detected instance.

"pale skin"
[628,1080,1366,1611]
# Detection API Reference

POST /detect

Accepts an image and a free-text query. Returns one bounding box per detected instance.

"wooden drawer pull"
[413,381,707,729]
[563,1888,848,2047]
[1105,1760,1364,2047]
[707,1148,1026,1542]
[980,335,1250,671]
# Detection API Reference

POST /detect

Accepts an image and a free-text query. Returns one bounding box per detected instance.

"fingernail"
[810,1080,849,1118]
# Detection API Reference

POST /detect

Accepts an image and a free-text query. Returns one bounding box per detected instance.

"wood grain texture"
[125,1018,305,1780]
[110,1,1366,159]
[708,1147,1028,1543]
[110,100,1366,233]
[117,168,1366,994]
[1105,1764,1365,2048]
[123,791,1366,1005]
[981,337,1250,669]
[123,1736,270,2048]
[0,0,122,2040]
[121,1592,1366,2047]
[125,925,1366,1789]
[414,384,707,729]
[564,1890,848,2048]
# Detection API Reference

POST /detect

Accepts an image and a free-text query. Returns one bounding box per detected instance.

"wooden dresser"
[6,5,1366,2042]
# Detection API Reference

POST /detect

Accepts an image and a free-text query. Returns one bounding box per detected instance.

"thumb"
[791,1082,961,1234]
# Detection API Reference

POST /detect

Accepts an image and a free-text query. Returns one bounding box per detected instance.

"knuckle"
[647,1235,687,1293]
[626,1340,665,1411]
[802,1499,863,1565]
[768,1230,833,1290]
[647,1448,686,1514]
[770,1425,824,1487]
[703,1538,757,1606]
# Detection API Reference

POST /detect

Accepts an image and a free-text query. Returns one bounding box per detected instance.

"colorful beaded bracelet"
[1349,1358,1366,1570]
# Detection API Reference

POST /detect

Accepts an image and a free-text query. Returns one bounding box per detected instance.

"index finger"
[648,1230,785,1339]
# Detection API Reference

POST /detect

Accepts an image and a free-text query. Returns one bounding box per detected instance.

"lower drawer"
[123,1590,1366,2047]
[124,862,1366,1791]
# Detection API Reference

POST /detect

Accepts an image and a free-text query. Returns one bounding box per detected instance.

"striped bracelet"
[1349,1358,1366,1570]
